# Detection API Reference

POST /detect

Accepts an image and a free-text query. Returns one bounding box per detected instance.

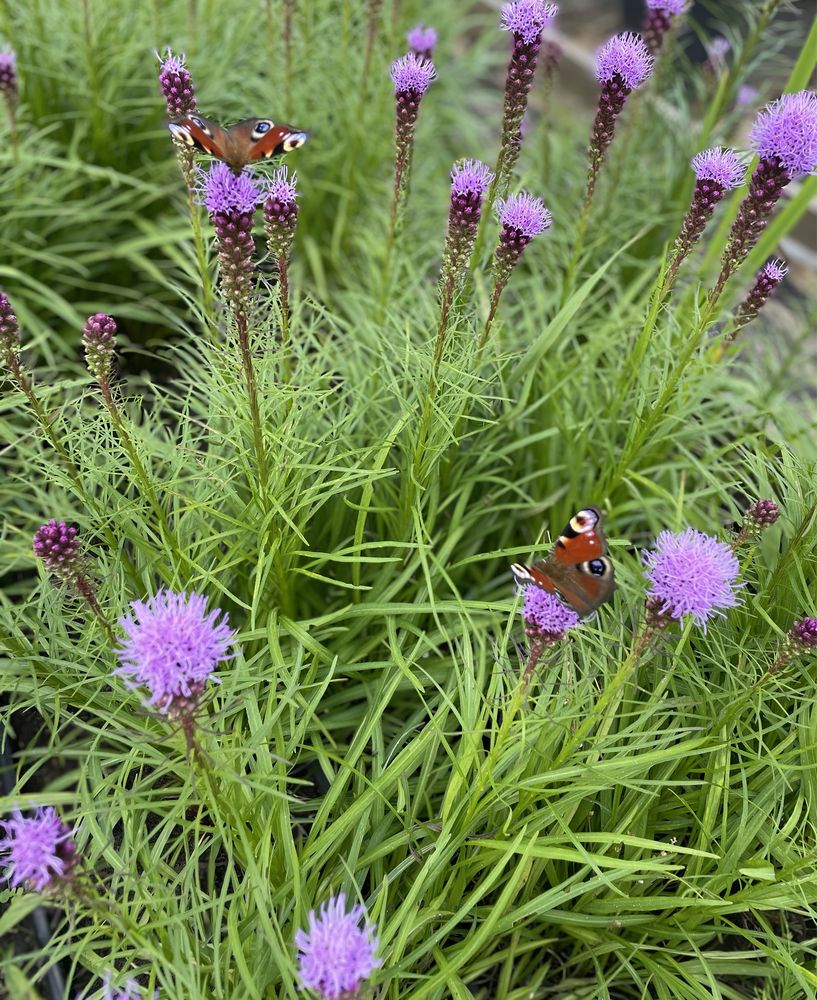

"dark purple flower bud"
[157,48,196,118]
[406,24,437,61]
[199,163,264,312]
[83,312,117,385]
[732,258,787,334]
[493,192,551,287]
[790,618,817,651]
[0,807,79,894]
[33,519,82,583]
[0,47,17,105]
[641,0,688,56]
[263,166,299,261]
[739,499,781,544]
[0,290,20,358]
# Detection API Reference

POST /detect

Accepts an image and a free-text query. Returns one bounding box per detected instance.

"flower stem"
[234,308,269,492]
[278,254,292,384]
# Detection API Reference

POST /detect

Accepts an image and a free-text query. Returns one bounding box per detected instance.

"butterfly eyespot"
[581,557,611,578]
[283,132,308,151]
[251,120,274,139]
[570,508,599,534]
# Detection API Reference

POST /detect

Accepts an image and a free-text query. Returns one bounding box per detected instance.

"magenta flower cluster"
[521,586,580,640]
[0,806,79,892]
[497,192,551,239]
[157,48,196,118]
[691,147,745,189]
[200,162,264,215]
[500,1,558,44]
[643,529,741,628]
[749,90,817,179]
[115,590,236,716]
[791,618,817,650]
[33,519,82,580]
[595,32,653,91]
[296,893,381,1000]
[0,290,20,354]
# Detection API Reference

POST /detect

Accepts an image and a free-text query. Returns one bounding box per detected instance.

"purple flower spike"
[0,290,20,357]
[390,52,436,97]
[0,47,16,104]
[0,807,79,893]
[749,90,817,179]
[497,191,551,240]
[595,33,653,91]
[157,48,196,118]
[643,528,741,629]
[500,1,558,44]
[642,0,687,55]
[296,892,381,1000]
[407,24,437,61]
[115,590,236,718]
[83,312,117,385]
[451,159,494,199]
[33,519,81,582]
[263,166,299,261]
[521,586,580,641]
[200,161,264,216]
[731,256,788,336]
[691,147,745,189]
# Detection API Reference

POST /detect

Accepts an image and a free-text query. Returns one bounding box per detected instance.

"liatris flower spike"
[643,527,741,631]
[296,892,381,1000]
[33,519,109,627]
[407,23,437,61]
[0,290,20,364]
[0,46,17,108]
[83,312,117,387]
[770,617,817,674]
[494,2,558,194]
[482,192,551,345]
[732,498,781,548]
[519,586,580,684]
[389,53,436,214]
[641,0,688,56]
[712,91,817,301]
[0,807,79,894]
[664,147,744,291]
[115,590,236,735]
[727,258,788,342]
[157,48,196,119]
[263,166,299,263]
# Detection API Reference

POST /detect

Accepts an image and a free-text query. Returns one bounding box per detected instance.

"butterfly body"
[168,114,308,173]
[511,506,615,617]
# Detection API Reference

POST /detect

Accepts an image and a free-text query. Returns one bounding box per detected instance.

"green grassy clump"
[1,0,817,997]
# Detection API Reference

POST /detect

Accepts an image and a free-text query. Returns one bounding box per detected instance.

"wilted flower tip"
[500,1,558,44]
[296,892,381,1000]
[595,32,653,90]
[643,528,741,628]
[690,147,745,189]
[0,807,79,893]
[498,191,551,238]
[749,90,817,178]
[199,162,264,216]
[390,52,436,96]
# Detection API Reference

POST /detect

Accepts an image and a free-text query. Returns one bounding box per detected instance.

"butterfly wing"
[226,118,309,167]
[167,114,230,159]
[511,506,615,617]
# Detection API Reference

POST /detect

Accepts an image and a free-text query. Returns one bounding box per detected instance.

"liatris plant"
[0,289,20,371]
[33,519,109,631]
[0,46,17,154]
[436,159,494,340]
[481,192,551,347]
[263,166,299,377]
[83,311,117,393]
[770,617,817,674]
[732,498,781,548]
[663,147,745,293]
[387,53,436,231]
[296,893,381,1000]
[407,23,437,61]
[0,806,79,894]
[640,0,688,56]
[491,1,558,199]
[726,257,788,343]
[519,586,580,685]
[114,590,236,745]
[157,47,196,119]
[643,527,741,631]
[711,91,817,304]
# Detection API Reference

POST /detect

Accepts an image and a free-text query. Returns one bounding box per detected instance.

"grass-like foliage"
[1,0,817,997]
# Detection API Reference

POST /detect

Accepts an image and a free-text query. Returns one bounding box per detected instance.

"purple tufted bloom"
[643,528,741,629]
[33,519,81,582]
[83,312,117,385]
[0,807,79,894]
[595,32,653,91]
[199,162,264,311]
[492,192,551,287]
[389,54,436,227]
[521,586,580,641]
[406,24,437,61]
[296,893,381,1000]
[665,148,745,290]
[641,0,688,55]
[730,257,788,337]
[500,1,557,45]
[749,90,817,180]
[0,47,16,104]
[157,48,196,119]
[0,290,20,358]
[390,52,436,97]
[115,590,235,718]
[263,166,299,262]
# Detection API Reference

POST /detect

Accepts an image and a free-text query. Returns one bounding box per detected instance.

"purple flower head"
[406,24,437,59]
[115,590,236,715]
[296,892,381,1000]
[646,0,688,11]
[643,528,741,629]
[451,159,494,198]
[390,53,436,96]
[157,47,196,118]
[749,91,817,178]
[33,519,81,579]
[595,32,653,90]
[0,807,79,893]
[0,290,20,353]
[263,167,299,258]
[0,46,16,96]
[497,192,552,238]
[199,162,264,216]
[763,257,788,282]
[521,586,580,639]
[266,165,298,209]
[790,617,817,651]
[500,1,558,44]
[691,147,745,189]
[83,312,117,383]
[736,84,759,108]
